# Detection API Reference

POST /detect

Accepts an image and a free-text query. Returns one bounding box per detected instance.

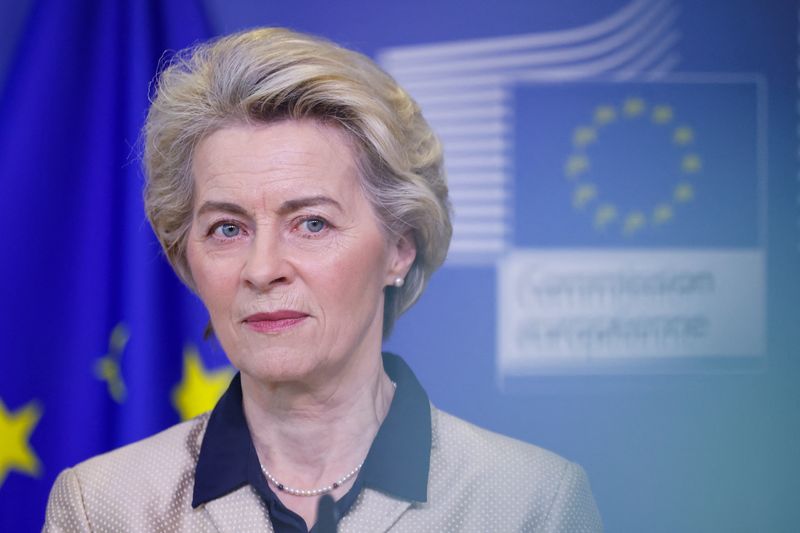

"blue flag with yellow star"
[0,2,234,531]
[513,80,761,248]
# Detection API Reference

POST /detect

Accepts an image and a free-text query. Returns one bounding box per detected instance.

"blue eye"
[303,218,326,233]
[215,223,240,238]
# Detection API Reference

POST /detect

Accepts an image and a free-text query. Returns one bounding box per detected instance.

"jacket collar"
[192,352,431,508]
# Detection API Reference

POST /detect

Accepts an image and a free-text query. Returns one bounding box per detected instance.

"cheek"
[187,246,240,315]
[320,237,390,308]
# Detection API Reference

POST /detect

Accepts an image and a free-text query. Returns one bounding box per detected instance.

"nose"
[241,229,294,291]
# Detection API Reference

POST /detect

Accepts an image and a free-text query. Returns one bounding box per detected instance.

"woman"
[44,28,602,532]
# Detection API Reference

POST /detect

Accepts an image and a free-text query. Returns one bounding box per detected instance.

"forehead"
[191,119,363,206]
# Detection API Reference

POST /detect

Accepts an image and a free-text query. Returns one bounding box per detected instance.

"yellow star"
[0,398,42,488]
[674,182,695,203]
[623,97,645,118]
[622,211,646,235]
[593,105,616,125]
[652,105,673,124]
[94,322,130,403]
[172,345,234,421]
[572,183,597,209]
[594,204,617,229]
[572,126,597,147]
[652,204,674,224]
[564,154,589,179]
[673,126,694,145]
[682,153,702,173]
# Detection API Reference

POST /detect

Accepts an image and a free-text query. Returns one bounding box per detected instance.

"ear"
[387,231,417,284]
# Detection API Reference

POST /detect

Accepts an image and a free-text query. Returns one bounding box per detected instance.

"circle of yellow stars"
[564,97,701,236]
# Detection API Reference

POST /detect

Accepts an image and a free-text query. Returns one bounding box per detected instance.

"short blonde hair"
[143,27,451,336]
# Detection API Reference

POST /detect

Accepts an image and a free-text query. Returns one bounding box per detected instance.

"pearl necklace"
[259,380,395,497]
[261,461,363,497]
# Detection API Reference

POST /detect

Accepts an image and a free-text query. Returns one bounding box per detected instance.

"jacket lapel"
[338,488,413,533]
[201,485,274,533]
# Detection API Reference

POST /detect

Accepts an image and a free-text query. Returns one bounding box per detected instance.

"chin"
[234,345,323,385]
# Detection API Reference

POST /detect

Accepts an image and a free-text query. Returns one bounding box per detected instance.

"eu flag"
[0,2,223,531]
[513,79,762,248]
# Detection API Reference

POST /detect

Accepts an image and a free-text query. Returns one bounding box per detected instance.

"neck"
[241,351,394,490]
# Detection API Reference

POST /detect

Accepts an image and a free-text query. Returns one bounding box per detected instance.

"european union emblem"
[512,79,762,248]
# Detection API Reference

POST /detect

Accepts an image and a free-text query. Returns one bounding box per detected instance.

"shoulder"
[426,406,603,531]
[44,415,210,532]
[75,413,207,485]
[431,406,568,483]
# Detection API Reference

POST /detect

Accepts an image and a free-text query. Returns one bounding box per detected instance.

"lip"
[243,310,309,333]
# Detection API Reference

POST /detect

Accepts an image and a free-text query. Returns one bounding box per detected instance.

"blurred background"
[1,0,798,531]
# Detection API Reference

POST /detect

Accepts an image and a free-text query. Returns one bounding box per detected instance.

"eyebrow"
[195,196,343,218]
[196,201,249,218]
[277,195,343,215]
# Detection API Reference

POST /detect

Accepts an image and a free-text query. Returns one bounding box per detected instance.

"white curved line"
[444,139,509,153]
[415,89,509,107]
[404,73,511,93]
[388,3,676,78]
[402,23,680,92]
[440,134,511,147]
[515,31,682,82]
[380,0,660,65]
[425,104,510,122]
[446,154,509,169]
[434,121,510,137]
[448,191,509,204]
[454,205,508,218]
[451,190,509,203]
[452,224,510,236]
[446,172,509,185]
[644,53,681,80]
[613,27,682,80]
[448,240,507,253]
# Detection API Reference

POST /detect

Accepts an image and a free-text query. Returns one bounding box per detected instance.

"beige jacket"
[43,406,602,532]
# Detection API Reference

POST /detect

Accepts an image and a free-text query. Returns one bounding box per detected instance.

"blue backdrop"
[1,1,798,532]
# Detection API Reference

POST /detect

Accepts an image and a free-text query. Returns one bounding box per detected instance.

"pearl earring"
[393,277,405,288]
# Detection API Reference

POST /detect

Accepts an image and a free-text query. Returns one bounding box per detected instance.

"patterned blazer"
[43,406,602,532]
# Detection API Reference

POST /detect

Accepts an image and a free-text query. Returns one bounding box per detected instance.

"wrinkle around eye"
[290,214,334,239]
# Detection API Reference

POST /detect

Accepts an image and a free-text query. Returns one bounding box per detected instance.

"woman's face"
[186,120,415,385]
